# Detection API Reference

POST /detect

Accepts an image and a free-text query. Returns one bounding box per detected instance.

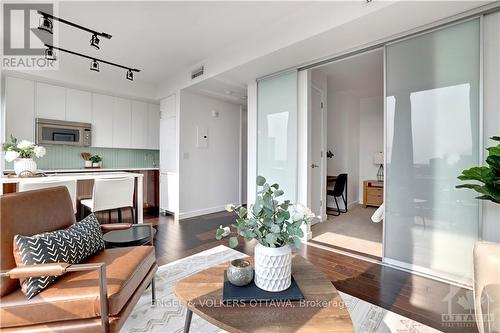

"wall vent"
[191,66,205,80]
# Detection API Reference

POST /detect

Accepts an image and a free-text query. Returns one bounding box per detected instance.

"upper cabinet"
[147,103,160,149]
[36,83,66,120]
[92,93,114,147]
[5,77,35,141]
[4,76,160,150]
[131,101,149,149]
[66,88,92,123]
[112,97,132,148]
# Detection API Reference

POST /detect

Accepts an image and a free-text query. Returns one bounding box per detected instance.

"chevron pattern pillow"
[13,214,105,299]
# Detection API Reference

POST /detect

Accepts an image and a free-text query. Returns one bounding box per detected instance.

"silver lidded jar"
[227,259,254,286]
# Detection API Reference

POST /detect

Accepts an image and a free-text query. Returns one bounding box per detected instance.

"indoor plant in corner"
[2,135,46,175]
[216,176,314,292]
[456,136,500,204]
[456,136,499,333]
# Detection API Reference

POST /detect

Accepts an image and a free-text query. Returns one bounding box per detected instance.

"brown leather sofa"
[0,187,158,332]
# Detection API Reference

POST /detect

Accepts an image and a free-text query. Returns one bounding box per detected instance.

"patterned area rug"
[121,245,441,333]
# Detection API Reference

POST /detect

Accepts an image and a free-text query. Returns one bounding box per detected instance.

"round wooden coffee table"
[175,255,354,333]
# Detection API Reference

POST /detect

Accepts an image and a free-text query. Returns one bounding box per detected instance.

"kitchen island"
[1,171,149,224]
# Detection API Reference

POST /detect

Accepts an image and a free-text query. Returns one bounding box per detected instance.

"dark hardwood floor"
[145,211,478,333]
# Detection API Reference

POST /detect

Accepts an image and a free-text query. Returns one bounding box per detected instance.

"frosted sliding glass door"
[385,19,480,282]
[257,71,298,202]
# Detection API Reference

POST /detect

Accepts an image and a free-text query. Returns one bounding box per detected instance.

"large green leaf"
[457,166,493,184]
[486,146,500,157]
[256,175,266,186]
[486,155,500,172]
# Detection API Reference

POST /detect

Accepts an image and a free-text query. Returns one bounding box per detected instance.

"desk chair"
[326,173,348,216]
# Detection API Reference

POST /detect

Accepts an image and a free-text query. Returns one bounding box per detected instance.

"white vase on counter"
[85,160,93,168]
[14,158,37,175]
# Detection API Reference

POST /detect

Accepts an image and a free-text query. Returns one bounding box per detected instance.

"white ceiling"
[314,48,384,98]
[188,76,247,105]
[50,1,355,85]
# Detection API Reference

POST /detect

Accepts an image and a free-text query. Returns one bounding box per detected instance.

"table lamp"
[373,152,384,182]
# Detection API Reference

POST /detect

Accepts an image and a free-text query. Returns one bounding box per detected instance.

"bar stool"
[80,177,135,223]
[19,180,77,214]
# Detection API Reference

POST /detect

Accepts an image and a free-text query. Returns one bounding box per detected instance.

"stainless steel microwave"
[36,118,91,146]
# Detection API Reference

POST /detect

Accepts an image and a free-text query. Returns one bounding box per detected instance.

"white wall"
[358,96,384,202]
[179,90,241,218]
[326,90,360,209]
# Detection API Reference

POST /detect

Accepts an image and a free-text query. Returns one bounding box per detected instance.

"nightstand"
[363,180,383,207]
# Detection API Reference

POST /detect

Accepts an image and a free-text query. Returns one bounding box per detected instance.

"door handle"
[311,164,319,168]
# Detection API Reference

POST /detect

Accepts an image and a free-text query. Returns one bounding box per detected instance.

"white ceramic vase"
[14,158,37,175]
[254,243,292,292]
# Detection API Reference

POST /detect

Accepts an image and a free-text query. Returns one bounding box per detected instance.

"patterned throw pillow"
[13,214,105,299]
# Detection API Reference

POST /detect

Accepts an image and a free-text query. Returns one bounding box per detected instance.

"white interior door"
[310,86,325,223]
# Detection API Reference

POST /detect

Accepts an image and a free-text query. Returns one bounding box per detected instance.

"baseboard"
[179,204,238,220]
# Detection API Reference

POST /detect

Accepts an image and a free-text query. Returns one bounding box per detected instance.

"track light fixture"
[44,47,56,61]
[38,11,112,49]
[44,44,140,81]
[38,15,53,34]
[90,59,100,72]
[126,69,134,81]
[90,34,100,50]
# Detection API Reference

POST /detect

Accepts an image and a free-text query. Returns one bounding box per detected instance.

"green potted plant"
[2,135,46,175]
[216,176,314,292]
[90,154,102,168]
[456,136,499,204]
[456,136,499,333]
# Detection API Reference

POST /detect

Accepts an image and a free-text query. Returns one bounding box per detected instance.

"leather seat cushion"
[0,246,156,328]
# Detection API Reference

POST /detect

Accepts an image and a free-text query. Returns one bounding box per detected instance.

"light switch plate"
[196,126,208,148]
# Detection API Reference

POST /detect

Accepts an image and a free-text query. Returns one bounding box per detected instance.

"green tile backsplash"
[5,145,159,170]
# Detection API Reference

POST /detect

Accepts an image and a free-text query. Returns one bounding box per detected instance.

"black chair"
[326,173,348,216]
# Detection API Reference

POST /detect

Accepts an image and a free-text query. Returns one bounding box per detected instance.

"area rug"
[121,245,441,333]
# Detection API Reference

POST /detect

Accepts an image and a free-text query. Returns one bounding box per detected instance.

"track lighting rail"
[38,11,112,39]
[44,44,140,72]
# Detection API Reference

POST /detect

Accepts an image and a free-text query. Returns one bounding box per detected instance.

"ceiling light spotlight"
[126,69,134,81]
[90,59,100,72]
[90,34,100,50]
[45,47,56,61]
[38,15,53,34]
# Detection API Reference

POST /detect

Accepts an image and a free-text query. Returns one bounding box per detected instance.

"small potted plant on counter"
[216,176,314,292]
[90,154,102,168]
[2,135,46,176]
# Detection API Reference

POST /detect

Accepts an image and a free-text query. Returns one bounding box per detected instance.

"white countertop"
[3,167,159,174]
[0,171,143,184]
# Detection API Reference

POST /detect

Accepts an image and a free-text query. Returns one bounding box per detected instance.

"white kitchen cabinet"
[91,93,114,147]
[112,97,132,148]
[147,103,160,149]
[5,77,35,142]
[131,101,148,149]
[160,173,178,213]
[66,88,91,123]
[36,82,66,120]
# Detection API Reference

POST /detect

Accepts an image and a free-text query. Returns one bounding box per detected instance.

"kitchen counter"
[3,167,159,174]
[0,172,146,223]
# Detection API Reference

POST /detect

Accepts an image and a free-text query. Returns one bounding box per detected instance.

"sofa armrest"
[0,263,70,279]
[1,263,110,333]
[101,223,133,232]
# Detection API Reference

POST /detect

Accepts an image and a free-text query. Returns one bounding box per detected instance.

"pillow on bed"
[13,214,105,299]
